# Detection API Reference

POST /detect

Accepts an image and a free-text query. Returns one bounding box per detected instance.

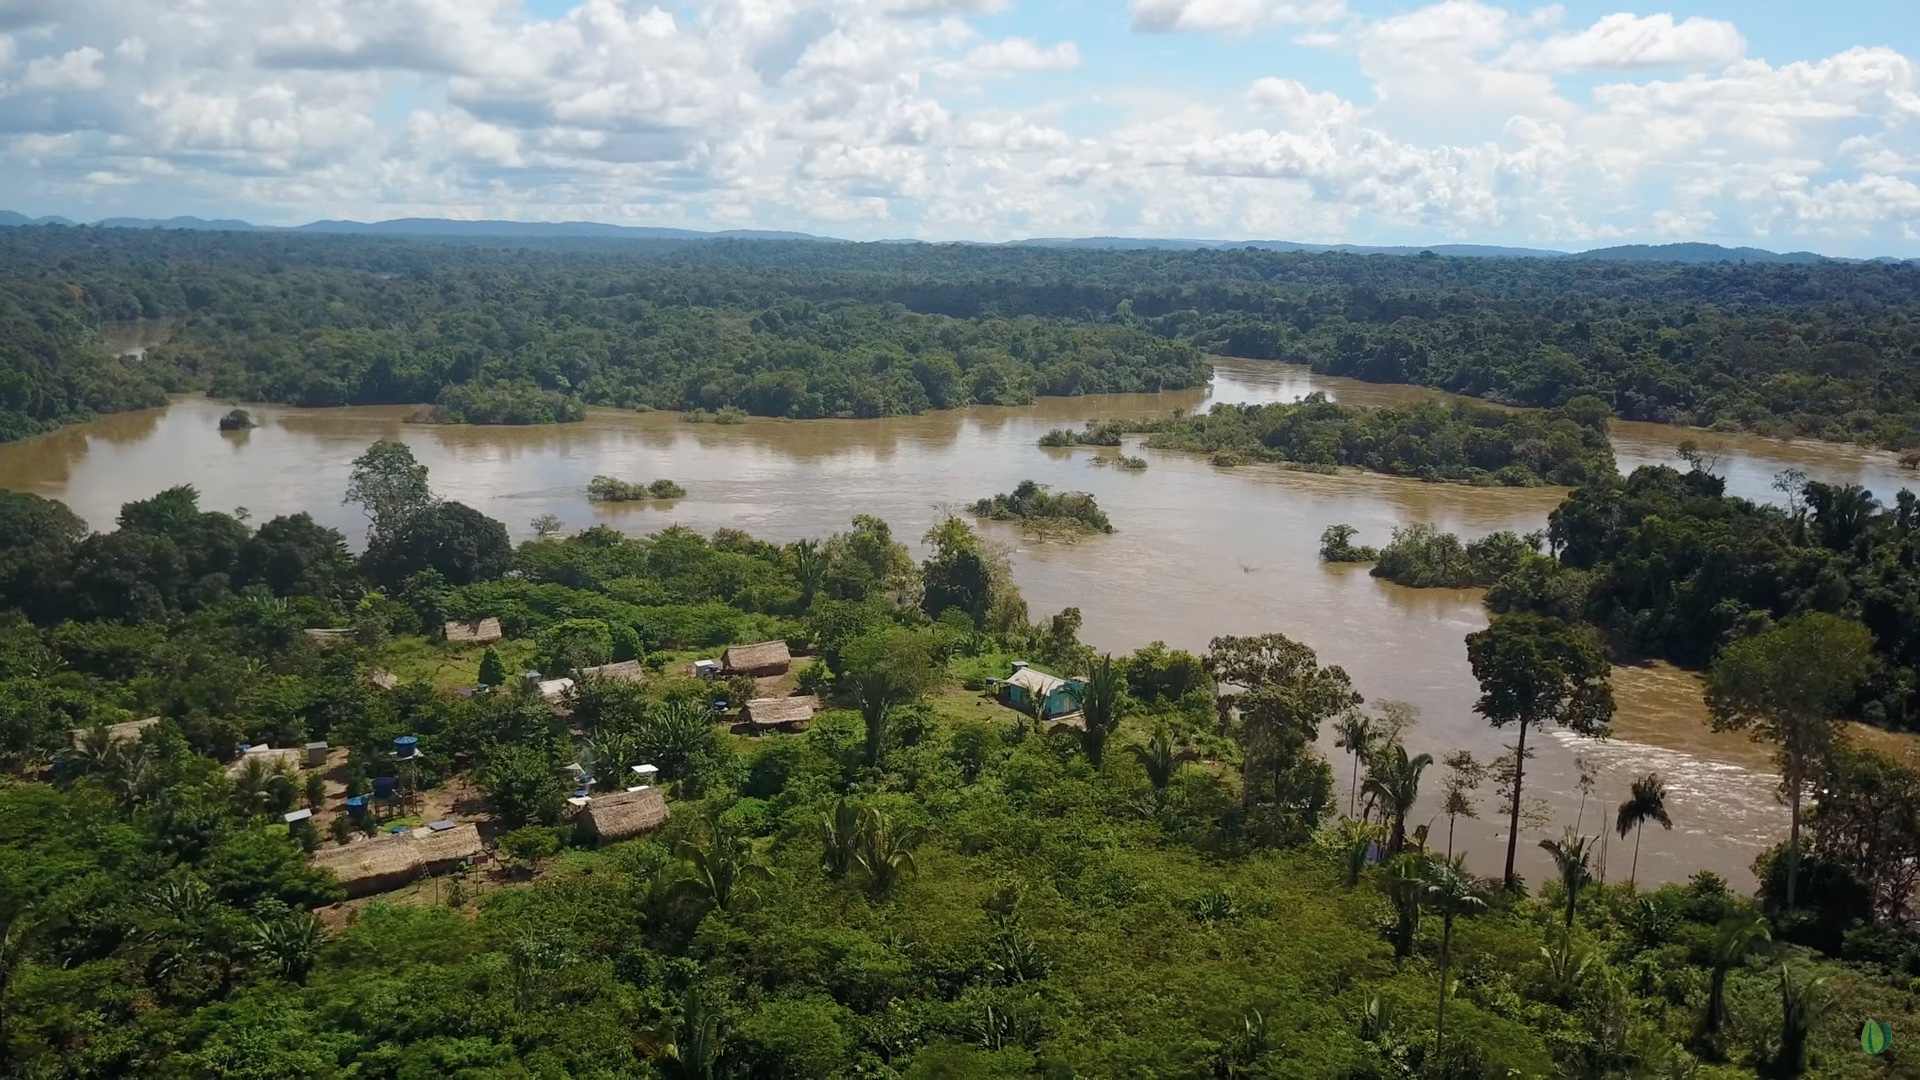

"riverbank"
[3,361,1913,888]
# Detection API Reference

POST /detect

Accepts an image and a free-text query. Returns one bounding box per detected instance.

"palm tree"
[56,723,117,783]
[1423,854,1488,1060]
[1340,818,1381,888]
[1333,713,1377,818]
[673,820,771,913]
[1378,854,1426,960]
[1701,914,1770,1041]
[1774,965,1832,1077]
[853,668,914,769]
[1538,831,1596,928]
[1069,655,1124,769]
[231,756,276,817]
[1615,772,1673,891]
[635,985,726,1080]
[853,807,923,900]
[249,911,325,985]
[1129,724,1180,812]
[1362,743,1432,858]
[820,797,864,879]
[637,701,715,782]
[792,539,824,610]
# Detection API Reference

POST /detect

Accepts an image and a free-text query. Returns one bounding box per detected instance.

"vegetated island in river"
[217,408,254,431]
[1319,522,1537,589]
[971,479,1114,536]
[1041,394,1615,486]
[1325,453,1920,732]
[587,475,687,502]
[0,438,1915,1076]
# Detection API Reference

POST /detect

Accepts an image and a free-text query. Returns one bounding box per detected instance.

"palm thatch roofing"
[69,716,160,748]
[225,745,304,777]
[577,660,645,684]
[309,822,485,897]
[721,640,791,675]
[579,787,670,844]
[444,617,503,644]
[536,677,576,701]
[743,695,819,729]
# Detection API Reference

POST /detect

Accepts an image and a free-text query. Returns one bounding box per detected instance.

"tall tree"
[1332,712,1377,819]
[1130,724,1181,813]
[1707,613,1872,910]
[1615,772,1673,891]
[1362,742,1432,858]
[1465,614,1614,890]
[1207,634,1361,845]
[344,440,435,541]
[1701,915,1770,1042]
[362,501,512,588]
[791,539,824,610]
[1070,654,1125,769]
[1438,750,1484,860]
[840,629,938,768]
[1538,831,1596,928]
[1423,854,1488,1061]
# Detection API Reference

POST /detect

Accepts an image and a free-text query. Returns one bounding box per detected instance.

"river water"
[6,358,1917,889]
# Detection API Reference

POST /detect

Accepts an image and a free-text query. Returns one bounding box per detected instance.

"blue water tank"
[394,735,420,759]
[345,796,368,819]
[372,776,397,800]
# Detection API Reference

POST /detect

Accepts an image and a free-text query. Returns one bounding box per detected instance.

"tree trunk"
[1503,723,1529,890]
[1447,814,1456,860]
[1436,917,1454,1058]
[1786,759,1803,911]
[1349,754,1360,819]
[1574,788,1586,837]
[1629,821,1643,891]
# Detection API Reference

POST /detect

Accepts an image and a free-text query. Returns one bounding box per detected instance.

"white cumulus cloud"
[1511,13,1745,72]
[1130,0,1347,34]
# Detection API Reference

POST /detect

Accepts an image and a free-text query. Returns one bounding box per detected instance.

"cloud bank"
[0,0,1916,253]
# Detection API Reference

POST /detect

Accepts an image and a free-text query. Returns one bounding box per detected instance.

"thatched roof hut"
[69,716,160,748]
[577,660,645,684]
[579,787,670,845]
[536,677,576,702]
[309,822,485,898]
[721,640,791,676]
[743,695,819,731]
[225,745,304,777]
[444,617,503,644]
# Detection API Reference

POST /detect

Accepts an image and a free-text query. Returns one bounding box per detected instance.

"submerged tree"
[1465,614,1614,890]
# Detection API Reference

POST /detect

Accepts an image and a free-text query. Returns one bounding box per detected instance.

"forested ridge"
[1,440,1917,1077]
[8,226,1920,446]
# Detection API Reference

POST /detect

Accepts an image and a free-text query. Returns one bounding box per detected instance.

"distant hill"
[0,210,1908,262]
[1573,242,1830,265]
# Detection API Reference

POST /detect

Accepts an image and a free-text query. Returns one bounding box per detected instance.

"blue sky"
[2,0,1917,255]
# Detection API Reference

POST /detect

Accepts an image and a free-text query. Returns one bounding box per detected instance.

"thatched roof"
[722,640,790,674]
[304,628,356,645]
[69,716,160,748]
[580,787,669,843]
[444,617,503,644]
[537,677,576,701]
[743,695,819,729]
[310,822,484,894]
[577,660,645,684]
[366,669,400,690]
[225,745,304,777]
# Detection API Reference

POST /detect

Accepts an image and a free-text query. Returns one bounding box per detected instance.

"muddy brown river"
[7,358,1918,889]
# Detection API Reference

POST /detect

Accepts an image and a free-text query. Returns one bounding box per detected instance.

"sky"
[1,0,1918,255]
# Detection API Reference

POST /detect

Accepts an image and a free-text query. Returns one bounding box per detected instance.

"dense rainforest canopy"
[6,226,1920,443]
[1,441,1917,1078]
